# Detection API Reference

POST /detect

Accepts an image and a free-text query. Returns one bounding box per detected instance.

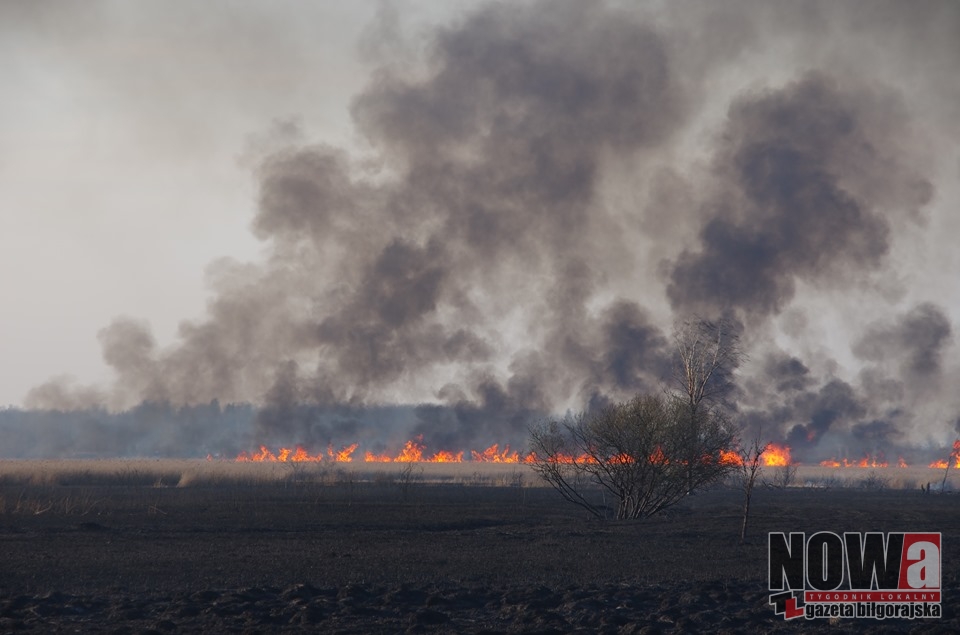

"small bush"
[857,471,889,490]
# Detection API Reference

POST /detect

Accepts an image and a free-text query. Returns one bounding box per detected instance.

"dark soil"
[0,481,956,633]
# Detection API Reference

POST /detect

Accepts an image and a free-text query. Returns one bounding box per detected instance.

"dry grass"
[0,459,541,491]
[789,465,952,491]
[0,459,954,492]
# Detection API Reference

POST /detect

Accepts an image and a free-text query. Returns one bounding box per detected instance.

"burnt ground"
[0,480,957,634]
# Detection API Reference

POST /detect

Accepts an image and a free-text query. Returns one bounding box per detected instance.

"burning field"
[1,459,958,633]
[7,0,960,483]
[1,454,957,490]
[3,0,959,631]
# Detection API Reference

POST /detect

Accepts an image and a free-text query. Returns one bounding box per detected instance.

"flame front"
[471,444,523,462]
[719,449,743,466]
[238,445,326,462]
[819,452,890,468]
[329,443,359,462]
[928,439,960,469]
[242,437,468,464]
[763,443,792,466]
[236,441,771,466]
[231,438,954,468]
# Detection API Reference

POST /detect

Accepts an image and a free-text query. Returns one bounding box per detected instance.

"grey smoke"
[666,73,930,320]
[19,0,960,461]
[854,302,953,381]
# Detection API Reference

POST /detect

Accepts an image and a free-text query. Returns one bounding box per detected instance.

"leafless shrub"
[765,464,799,489]
[528,394,737,520]
[501,469,525,488]
[738,433,769,544]
[283,460,312,487]
[397,463,424,501]
[859,471,890,491]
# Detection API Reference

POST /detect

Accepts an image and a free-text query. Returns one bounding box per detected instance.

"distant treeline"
[0,401,255,459]
[0,401,538,459]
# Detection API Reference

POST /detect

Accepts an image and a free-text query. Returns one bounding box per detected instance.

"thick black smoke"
[667,73,930,320]
[19,0,960,461]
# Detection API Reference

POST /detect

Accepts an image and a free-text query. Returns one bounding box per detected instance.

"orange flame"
[237,439,470,463]
[719,449,744,466]
[328,443,359,462]
[363,438,463,463]
[858,453,888,468]
[763,443,792,466]
[471,444,522,463]
[236,445,328,462]
[231,439,803,469]
[819,452,896,468]
[544,452,597,464]
[929,439,960,469]
[394,438,425,462]
[430,450,464,462]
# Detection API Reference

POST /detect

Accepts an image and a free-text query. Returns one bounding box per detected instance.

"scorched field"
[0,460,957,634]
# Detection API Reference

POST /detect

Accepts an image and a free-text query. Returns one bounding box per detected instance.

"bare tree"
[672,317,743,408]
[528,394,737,520]
[737,432,769,545]
[672,317,744,492]
[939,439,959,493]
[766,464,799,489]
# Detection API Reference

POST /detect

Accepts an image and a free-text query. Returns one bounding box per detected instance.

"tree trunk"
[740,491,752,544]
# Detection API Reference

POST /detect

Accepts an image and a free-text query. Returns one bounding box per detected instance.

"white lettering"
[906,541,940,588]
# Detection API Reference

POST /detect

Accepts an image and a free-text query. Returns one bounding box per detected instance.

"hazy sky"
[0,1,466,405]
[2,1,959,455]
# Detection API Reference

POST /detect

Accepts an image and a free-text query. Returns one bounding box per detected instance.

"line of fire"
[226,439,960,468]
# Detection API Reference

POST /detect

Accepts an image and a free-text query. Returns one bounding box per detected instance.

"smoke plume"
[18,0,960,461]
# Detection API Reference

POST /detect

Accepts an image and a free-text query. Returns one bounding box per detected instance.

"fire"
[857,453,888,468]
[763,443,792,466]
[928,439,960,469]
[819,452,905,468]
[430,450,465,462]
[229,437,960,470]
[547,452,597,464]
[328,443,359,462]
[236,445,327,462]
[649,447,667,465]
[234,442,756,466]
[719,449,744,466]
[394,438,424,462]
[362,437,464,463]
[247,437,469,464]
[471,444,521,463]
